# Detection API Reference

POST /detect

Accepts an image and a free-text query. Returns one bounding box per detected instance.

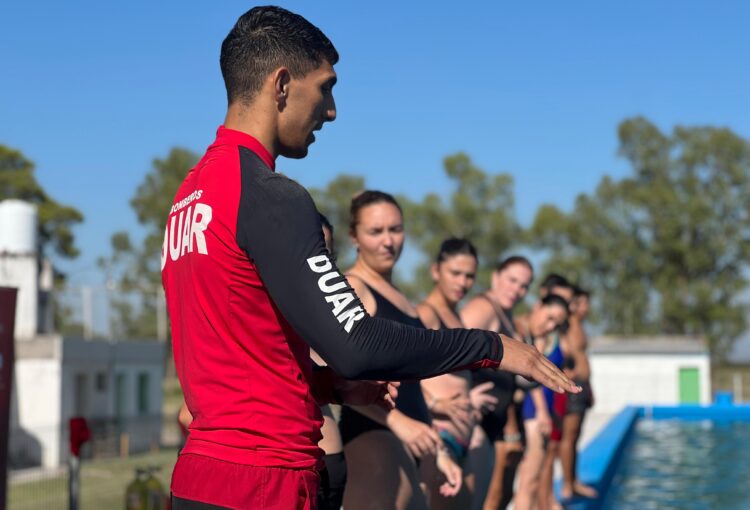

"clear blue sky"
[2,0,749,284]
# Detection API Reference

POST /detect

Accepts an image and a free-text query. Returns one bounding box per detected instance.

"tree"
[309,174,366,267]
[530,117,750,358]
[101,147,199,340]
[401,153,520,298]
[0,145,83,260]
[1,145,85,332]
[310,155,521,300]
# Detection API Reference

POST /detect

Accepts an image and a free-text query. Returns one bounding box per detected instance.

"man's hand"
[498,335,581,394]
[334,378,399,412]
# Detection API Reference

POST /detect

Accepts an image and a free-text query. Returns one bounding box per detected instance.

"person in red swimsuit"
[162,6,580,509]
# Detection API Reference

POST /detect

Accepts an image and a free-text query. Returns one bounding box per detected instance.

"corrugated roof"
[589,335,707,355]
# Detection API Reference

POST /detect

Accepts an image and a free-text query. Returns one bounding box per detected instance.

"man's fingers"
[499,335,580,393]
[534,354,581,394]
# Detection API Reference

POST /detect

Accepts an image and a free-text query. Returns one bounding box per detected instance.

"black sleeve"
[235,149,503,381]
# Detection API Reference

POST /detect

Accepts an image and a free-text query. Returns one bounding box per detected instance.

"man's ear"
[272,67,292,107]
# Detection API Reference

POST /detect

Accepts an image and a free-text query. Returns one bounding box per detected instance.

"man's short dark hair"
[220,6,339,105]
[573,285,590,298]
[540,273,572,294]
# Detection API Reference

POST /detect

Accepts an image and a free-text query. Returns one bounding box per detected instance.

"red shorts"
[550,392,567,442]
[171,454,319,510]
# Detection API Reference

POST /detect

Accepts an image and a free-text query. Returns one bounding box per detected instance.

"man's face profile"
[277,61,338,159]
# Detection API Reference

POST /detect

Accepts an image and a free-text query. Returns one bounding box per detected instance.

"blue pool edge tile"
[556,403,750,509]
[555,406,639,510]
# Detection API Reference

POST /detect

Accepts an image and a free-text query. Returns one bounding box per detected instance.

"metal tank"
[0,199,38,255]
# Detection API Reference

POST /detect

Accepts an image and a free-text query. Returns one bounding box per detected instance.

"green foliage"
[401,153,520,298]
[531,117,750,358]
[309,174,366,267]
[106,118,749,358]
[101,147,199,340]
[0,144,83,259]
[309,155,520,300]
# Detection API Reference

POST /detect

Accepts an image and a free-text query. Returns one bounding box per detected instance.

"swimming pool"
[561,402,750,510]
[601,419,750,509]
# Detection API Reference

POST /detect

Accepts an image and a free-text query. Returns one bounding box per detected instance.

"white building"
[2,199,166,469]
[589,335,711,414]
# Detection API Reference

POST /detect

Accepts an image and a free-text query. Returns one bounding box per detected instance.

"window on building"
[95,372,108,392]
[137,373,150,415]
[74,373,89,417]
[115,373,126,421]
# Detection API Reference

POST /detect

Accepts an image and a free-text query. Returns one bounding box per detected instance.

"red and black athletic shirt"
[161,126,504,470]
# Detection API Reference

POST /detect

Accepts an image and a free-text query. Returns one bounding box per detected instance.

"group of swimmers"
[310,190,597,510]
[177,187,594,509]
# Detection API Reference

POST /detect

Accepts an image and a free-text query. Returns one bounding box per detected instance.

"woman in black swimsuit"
[461,256,534,510]
[417,238,499,510]
[340,191,461,510]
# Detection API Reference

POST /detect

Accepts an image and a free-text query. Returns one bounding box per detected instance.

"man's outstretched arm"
[236,154,580,393]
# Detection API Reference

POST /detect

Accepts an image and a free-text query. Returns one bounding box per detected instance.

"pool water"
[602,419,750,509]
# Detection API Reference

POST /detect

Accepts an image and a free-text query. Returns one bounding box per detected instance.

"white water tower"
[0,199,39,339]
[0,199,38,255]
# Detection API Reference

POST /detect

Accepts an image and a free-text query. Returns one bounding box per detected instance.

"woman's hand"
[388,412,441,458]
[430,392,474,429]
[469,381,498,418]
[435,448,463,497]
[536,409,552,436]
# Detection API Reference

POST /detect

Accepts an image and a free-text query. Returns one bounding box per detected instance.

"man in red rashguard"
[162,6,580,509]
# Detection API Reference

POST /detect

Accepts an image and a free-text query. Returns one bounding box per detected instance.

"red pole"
[68,417,91,510]
[0,287,18,510]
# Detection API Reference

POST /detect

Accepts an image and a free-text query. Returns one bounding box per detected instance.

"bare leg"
[559,413,597,499]
[499,403,524,510]
[466,425,494,510]
[513,420,546,510]
[482,441,508,510]
[499,439,524,509]
[343,429,428,510]
[537,440,561,510]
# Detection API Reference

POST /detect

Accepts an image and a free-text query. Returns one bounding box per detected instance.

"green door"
[679,367,700,403]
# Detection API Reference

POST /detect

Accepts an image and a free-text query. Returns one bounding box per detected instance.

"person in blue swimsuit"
[512,294,570,510]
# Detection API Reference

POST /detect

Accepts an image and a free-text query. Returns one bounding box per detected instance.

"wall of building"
[12,336,166,468]
[589,352,711,414]
[59,339,165,463]
[12,354,62,468]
